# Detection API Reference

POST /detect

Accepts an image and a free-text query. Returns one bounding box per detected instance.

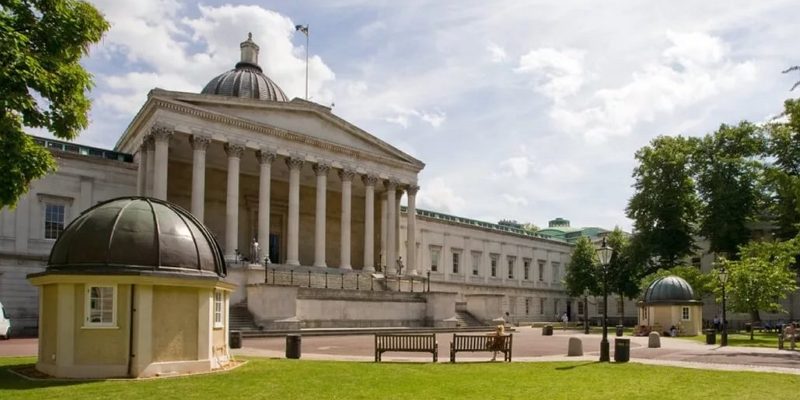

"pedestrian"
[561,312,569,330]
[713,315,720,332]
[784,322,797,350]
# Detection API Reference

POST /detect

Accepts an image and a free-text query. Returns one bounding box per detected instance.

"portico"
[122,35,423,274]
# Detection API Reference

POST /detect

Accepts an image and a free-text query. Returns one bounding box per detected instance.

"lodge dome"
[47,197,226,278]
[643,276,696,303]
[200,33,289,102]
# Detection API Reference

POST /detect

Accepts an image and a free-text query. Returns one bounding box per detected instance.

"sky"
[50,0,800,231]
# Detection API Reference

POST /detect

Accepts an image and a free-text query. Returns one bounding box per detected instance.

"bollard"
[648,331,661,348]
[567,337,583,356]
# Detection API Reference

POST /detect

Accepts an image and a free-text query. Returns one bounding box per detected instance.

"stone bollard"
[567,337,583,356]
[648,332,661,348]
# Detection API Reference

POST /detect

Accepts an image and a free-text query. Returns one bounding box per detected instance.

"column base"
[286,259,300,266]
[339,265,353,270]
[362,266,375,273]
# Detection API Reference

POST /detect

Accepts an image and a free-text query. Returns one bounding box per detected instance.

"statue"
[396,256,404,276]
[251,237,259,264]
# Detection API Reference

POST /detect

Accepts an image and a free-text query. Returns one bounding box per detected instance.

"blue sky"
[56,0,800,231]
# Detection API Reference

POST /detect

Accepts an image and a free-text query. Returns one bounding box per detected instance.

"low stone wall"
[246,284,457,329]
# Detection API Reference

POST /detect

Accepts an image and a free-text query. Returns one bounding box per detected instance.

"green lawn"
[2,356,800,400]
[680,331,783,348]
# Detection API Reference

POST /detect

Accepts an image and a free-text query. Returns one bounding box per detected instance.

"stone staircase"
[230,303,260,333]
[454,310,485,328]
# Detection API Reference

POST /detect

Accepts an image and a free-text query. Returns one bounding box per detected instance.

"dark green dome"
[643,276,695,303]
[46,197,226,278]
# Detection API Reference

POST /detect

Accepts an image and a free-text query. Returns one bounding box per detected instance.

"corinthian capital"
[224,142,245,158]
[362,174,379,186]
[407,185,420,196]
[151,124,174,141]
[256,148,277,164]
[190,135,212,151]
[286,156,304,170]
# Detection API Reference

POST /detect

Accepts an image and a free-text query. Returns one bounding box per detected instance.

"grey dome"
[200,33,289,102]
[47,197,226,279]
[643,276,696,304]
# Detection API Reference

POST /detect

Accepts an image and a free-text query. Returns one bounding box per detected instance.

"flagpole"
[305,26,309,100]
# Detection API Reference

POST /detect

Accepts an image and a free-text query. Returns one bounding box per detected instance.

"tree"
[763,99,800,242]
[717,238,799,335]
[563,236,599,325]
[693,122,765,257]
[0,0,109,208]
[605,228,643,324]
[626,136,699,270]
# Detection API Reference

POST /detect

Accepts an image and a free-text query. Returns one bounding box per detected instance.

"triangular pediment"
[163,91,422,167]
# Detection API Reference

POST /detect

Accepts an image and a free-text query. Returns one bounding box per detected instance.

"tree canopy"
[563,236,599,298]
[0,0,109,208]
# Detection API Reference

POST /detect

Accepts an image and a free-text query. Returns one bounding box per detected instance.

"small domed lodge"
[27,197,235,379]
[638,276,703,336]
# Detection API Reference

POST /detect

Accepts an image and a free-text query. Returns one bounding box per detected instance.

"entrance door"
[269,234,280,264]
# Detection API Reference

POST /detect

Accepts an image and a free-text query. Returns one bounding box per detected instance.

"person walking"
[487,325,506,361]
[561,312,569,330]
[784,322,797,350]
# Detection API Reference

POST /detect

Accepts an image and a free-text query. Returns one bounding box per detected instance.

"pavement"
[3,327,800,375]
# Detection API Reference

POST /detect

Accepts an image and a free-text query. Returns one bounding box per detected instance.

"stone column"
[385,180,397,275]
[285,157,304,266]
[312,163,330,268]
[224,143,245,261]
[136,141,148,196]
[396,187,404,273]
[406,185,419,275]
[380,193,388,270]
[362,175,378,272]
[152,125,172,200]
[256,149,276,264]
[338,169,355,270]
[144,136,155,196]
[190,135,211,222]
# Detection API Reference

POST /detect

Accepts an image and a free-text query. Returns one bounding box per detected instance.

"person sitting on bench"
[487,325,506,361]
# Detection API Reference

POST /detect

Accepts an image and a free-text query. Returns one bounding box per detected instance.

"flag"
[295,24,308,36]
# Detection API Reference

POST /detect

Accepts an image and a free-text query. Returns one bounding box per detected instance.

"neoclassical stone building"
[1,34,648,333]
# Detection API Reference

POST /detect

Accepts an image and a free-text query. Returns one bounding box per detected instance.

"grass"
[680,331,784,348]
[2,356,800,400]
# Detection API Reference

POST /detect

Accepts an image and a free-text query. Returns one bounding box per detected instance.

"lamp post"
[584,289,590,335]
[718,265,729,347]
[596,237,614,362]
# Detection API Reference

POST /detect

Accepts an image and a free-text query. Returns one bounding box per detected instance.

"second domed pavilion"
[638,276,703,336]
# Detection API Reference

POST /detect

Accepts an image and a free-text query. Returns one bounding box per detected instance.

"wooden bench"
[450,333,513,362]
[374,334,438,362]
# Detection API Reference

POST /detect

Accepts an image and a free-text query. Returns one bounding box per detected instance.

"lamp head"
[596,237,613,266]
[718,265,729,284]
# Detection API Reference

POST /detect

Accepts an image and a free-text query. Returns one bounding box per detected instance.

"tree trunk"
[750,310,761,341]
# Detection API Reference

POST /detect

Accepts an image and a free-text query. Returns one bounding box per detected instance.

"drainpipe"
[127,285,136,377]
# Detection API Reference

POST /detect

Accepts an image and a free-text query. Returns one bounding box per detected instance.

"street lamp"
[583,289,590,335]
[718,265,729,347]
[596,237,614,362]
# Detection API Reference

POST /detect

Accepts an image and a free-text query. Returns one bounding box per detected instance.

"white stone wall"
[0,152,137,334]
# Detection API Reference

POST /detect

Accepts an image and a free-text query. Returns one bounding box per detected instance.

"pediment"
[173,94,421,167]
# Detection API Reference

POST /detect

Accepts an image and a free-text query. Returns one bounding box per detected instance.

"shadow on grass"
[554,362,596,370]
[0,362,97,391]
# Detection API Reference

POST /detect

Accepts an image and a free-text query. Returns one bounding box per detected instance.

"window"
[44,203,66,239]
[472,252,481,276]
[681,306,690,321]
[598,301,605,315]
[578,300,584,315]
[538,260,545,282]
[539,298,545,315]
[490,255,498,277]
[85,285,116,327]
[553,299,559,316]
[523,259,531,280]
[214,290,224,328]
[430,247,440,272]
[452,251,460,274]
[507,257,515,279]
[525,298,530,315]
[552,262,560,283]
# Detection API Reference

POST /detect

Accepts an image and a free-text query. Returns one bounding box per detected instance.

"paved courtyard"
[3,327,800,375]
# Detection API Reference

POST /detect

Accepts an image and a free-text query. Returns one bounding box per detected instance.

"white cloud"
[417,177,466,214]
[515,48,586,100]
[487,42,507,63]
[548,31,757,143]
[498,156,534,178]
[502,193,529,207]
[384,106,446,129]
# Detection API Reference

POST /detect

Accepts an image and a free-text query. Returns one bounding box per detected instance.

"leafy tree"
[763,99,800,242]
[605,228,643,324]
[716,238,799,334]
[626,136,699,270]
[640,265,714,301]
[563,236,599,324]
[693,122,765,257]
[0,0,109,208]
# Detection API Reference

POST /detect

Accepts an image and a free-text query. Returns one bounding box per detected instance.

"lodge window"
[85,285,116,327]
[44,203,66,239]
[682,306,690,321]
[214,290,224,328]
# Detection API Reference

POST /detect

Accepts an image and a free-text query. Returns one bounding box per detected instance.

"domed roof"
[643,276,696,304]
[47,197,226,279]
[200,33,289,102]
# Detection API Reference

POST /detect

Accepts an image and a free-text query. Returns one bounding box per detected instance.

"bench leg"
[450,351,455,363]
